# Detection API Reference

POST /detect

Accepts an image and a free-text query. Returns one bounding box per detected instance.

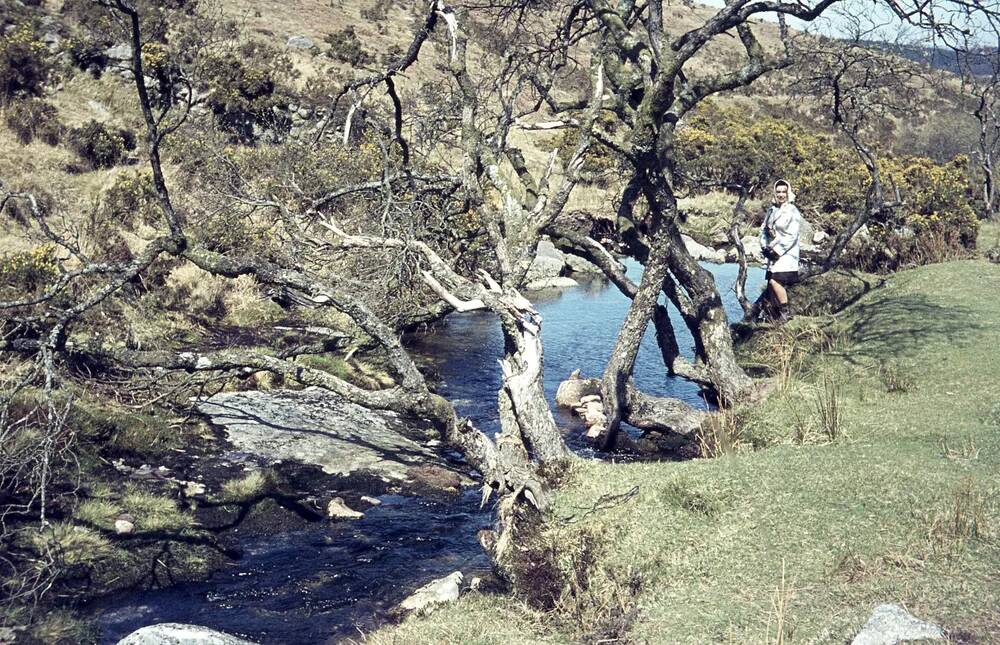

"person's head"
[773,179,793,205]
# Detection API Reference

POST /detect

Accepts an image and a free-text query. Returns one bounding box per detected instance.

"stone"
[850,603,944,645]
[360,495,381,506]
[536,238,565,262]
[564,253,603,274]
[579,394,602,405]
[525,255,564,283]
[740,236,764,263]
[114,519,135,535]
[585,424,604,439]
[583,409,606,426]
[105,43,132,61]
[327,497,364,520]
[681,234,726,263]
[555,375,601,407]
[286,35,315,50]
[182,481,206,497]
[116,623,258,644]
[395,571,463,616]
[799,218,816,246]
[813,229,829,244]
[525,276,578,290]
[196,388,455,484]
[297,107,311,119]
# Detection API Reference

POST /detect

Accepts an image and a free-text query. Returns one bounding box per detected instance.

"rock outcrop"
[196,388,452,483]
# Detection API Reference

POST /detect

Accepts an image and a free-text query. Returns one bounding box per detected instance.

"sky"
[695,0,1000,47]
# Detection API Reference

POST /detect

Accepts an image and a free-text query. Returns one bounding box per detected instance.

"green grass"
[372,259,1000,644]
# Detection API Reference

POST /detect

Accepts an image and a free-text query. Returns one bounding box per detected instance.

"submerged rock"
[851,603,944,645]
[395,571,463,616]
[195,388,451,482]
[116,623,257,644]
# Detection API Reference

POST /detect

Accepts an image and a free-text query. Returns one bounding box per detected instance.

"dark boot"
[776,302,792,324]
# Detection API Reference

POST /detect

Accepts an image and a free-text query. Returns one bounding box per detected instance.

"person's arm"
[770,206,801,257]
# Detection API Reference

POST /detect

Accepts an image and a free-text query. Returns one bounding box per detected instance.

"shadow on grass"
[841,292,984,361]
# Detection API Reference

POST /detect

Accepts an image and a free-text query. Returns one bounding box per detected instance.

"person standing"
[759,179,801,322]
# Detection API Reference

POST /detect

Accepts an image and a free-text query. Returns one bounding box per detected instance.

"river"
[92,261,763,644]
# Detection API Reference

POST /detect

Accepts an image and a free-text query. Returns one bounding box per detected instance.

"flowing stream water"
[92,261,763,644]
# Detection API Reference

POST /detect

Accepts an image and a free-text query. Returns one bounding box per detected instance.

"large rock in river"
[526,239,566,283]
[555,373,602,407]
[681,234,726,263]
[117,623,256,644]
[196,387,447,482]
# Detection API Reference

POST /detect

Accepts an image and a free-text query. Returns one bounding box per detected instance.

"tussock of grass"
[121,487,194,532]
[73,499,120,530]
[219,470,272,503]
[378,259,1000,643]
[23,522,115,569]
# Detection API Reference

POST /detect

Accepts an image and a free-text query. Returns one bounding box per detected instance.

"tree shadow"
[839,291,983,363]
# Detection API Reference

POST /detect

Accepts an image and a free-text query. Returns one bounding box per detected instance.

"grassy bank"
[369,257,1000,644]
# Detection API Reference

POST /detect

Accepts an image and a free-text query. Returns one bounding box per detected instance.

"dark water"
[92,261,763,644]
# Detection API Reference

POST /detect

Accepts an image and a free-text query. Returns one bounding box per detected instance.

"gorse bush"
[201,40,295,143]
[0,245,61,298]
[4,97,62,144]
[325,27,373,66]
[0,24,53,103]
[98,169,160,231]
[677,102,979,270]
[69,120,138,169]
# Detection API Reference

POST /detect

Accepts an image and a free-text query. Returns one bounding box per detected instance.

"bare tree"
[942,14,1000,218]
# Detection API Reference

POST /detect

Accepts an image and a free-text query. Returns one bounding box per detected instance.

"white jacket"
[759,203,801,272]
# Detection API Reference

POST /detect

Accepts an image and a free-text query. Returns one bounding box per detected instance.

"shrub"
[0,24,53,103]
[200,40,295,142]
[98,169,160,231]
[4,97,62,144]
[325,27,373,66]
[0,245,61,298]
[68,120,138,169]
